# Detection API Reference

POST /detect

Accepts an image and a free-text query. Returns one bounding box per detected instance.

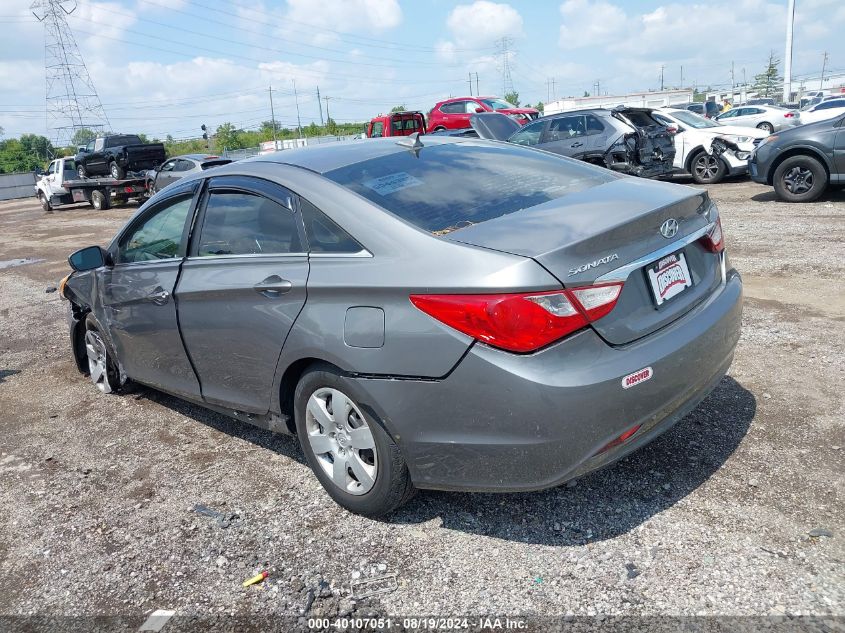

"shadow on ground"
[0,369,21,384]
[751,187,845,203]
[143,375,754,546]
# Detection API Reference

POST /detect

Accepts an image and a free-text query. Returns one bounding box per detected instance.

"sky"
[1,0,844,141]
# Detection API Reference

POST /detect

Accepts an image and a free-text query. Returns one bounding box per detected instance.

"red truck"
[366,111,426,138]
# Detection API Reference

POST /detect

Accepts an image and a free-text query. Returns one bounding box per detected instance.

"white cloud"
[558,0,627,50]
[446,1,523,49]
[284,0,402,34]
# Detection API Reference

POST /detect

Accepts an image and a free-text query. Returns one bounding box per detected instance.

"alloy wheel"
[782,166,814,194]
[694,154,720,181]
[305,387,377,495]
[84,329,113,393]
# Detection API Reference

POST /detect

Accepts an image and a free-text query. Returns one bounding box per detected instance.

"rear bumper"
[353,270,743,492]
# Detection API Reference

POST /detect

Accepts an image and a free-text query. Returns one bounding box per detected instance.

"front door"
[102,186,201,398]
[176,176,309,413]
[43,161,67,198]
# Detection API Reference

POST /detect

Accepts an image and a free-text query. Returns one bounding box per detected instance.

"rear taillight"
[410,282,624,353]
[700,216,724,253]
[594,424,642,456]
[784,112,796,118]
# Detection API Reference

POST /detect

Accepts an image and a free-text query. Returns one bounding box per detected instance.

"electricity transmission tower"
[31,0,110,148]
[497,37,515,96]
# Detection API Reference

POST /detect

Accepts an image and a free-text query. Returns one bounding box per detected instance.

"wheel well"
[278,357,344,432]
[684,147,705,173]
[70,304,90,374]
[766,148,830,185]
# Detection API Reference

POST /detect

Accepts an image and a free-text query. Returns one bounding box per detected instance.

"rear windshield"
[106,135,143,148]
[618,110,663,128]
[325,141,615,234]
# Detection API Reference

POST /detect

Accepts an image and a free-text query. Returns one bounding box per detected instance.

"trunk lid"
[445,177,721,345]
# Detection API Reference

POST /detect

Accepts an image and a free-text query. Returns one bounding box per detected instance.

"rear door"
[87,138,108,174]
[175,176,309,413]
[834,118,845,180]
[103,183,201,398]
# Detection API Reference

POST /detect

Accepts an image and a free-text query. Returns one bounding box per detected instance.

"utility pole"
[820,51,829,90]
[497,37,514,96]
[292,79,302,139]
[551,78,556,101]
[316,85,324,125]
[783,0,795,103]
[31,0,110,148]
[680,65,684,87]
[475,72,479,96]
[659,65,664,91]
[268,85,278,144]
[324,96,331,124]
[731,60,736,101]
[547,78,551,102]
[468,72,473,96]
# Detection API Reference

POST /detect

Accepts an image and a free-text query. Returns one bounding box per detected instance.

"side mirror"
[68,246,109,271]
[475,107,485,113]
[77,146,88,154]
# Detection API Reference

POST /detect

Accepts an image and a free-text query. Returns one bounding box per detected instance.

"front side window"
[197,191,301,256]
[480,98,516,110]
[509,120,544,146]
[117,195,193,264]
[174,159,194,172]
[47,162,56,175]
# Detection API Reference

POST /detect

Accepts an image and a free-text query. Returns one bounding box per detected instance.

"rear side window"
[106,135,142,148]
[197,191,301,256]
[325,141,615,235]
[300,198,363,253]
[439,102,465,114]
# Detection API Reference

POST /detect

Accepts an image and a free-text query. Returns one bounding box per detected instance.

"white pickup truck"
[35,157,148,213]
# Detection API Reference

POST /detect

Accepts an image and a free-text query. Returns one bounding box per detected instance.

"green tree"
[326,117,338,135]
[214,122,245,151]
[504,91,520,107]
[390,105,406,112]
[0,138,43,173]
[534,101,544,113]
[752,52,782,98]
[583,91,590,97]
[71,128,97,147]
[19,134,54,161]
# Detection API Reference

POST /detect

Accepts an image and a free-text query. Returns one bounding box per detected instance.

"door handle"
[571,141,584,148]
[147,287,170,305]
[254,275,293,297]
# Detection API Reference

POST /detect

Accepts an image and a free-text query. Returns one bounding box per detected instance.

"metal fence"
[0,171,36,201]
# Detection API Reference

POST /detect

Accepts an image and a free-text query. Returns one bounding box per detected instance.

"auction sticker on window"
[363,172,423,196]
[646,251,692,306]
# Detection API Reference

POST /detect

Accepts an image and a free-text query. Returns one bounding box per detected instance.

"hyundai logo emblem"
[660,218,679,239]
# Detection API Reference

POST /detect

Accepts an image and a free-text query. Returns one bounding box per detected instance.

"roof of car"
[242,135,469,174]
[178,153,231,161]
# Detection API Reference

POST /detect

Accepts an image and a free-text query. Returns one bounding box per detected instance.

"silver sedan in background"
[149,153,232,194]
[714,105,801,133]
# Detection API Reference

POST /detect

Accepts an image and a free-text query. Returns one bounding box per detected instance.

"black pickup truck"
[74,134,166,180]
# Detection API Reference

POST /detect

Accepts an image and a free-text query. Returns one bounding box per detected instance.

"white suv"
[652,108,768,184]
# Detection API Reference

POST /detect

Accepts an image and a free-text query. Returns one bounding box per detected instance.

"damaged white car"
[653,108,768,184]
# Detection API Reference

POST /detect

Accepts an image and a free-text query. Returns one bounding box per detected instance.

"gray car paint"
[749,114,845,185]
[65,136,742,492]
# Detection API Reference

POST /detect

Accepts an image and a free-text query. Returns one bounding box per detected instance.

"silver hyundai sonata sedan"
[61,135,742,516]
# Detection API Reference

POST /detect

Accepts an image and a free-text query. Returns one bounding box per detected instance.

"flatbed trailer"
[35,156,149,212]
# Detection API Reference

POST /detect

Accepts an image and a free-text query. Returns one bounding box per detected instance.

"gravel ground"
[0,180,843,630]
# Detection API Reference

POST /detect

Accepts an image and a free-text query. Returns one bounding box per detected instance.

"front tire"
[77,164,87,179]
[773,155,828,202]
[691,151,727,184]
[294,364,415,517]
[84,317,121,394]
[38,192,51,213]
[757,121,774,133]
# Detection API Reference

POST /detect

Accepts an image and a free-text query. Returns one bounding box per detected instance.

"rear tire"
[109,161,125,180]
[757,122,774,133]
[772,155,828,203]
[294,364,415,517]
[690,150,727,184]
[433,126,446,132]
[91,189,111,210]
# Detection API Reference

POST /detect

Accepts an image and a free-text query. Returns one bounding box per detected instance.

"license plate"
[646,251,692,306]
